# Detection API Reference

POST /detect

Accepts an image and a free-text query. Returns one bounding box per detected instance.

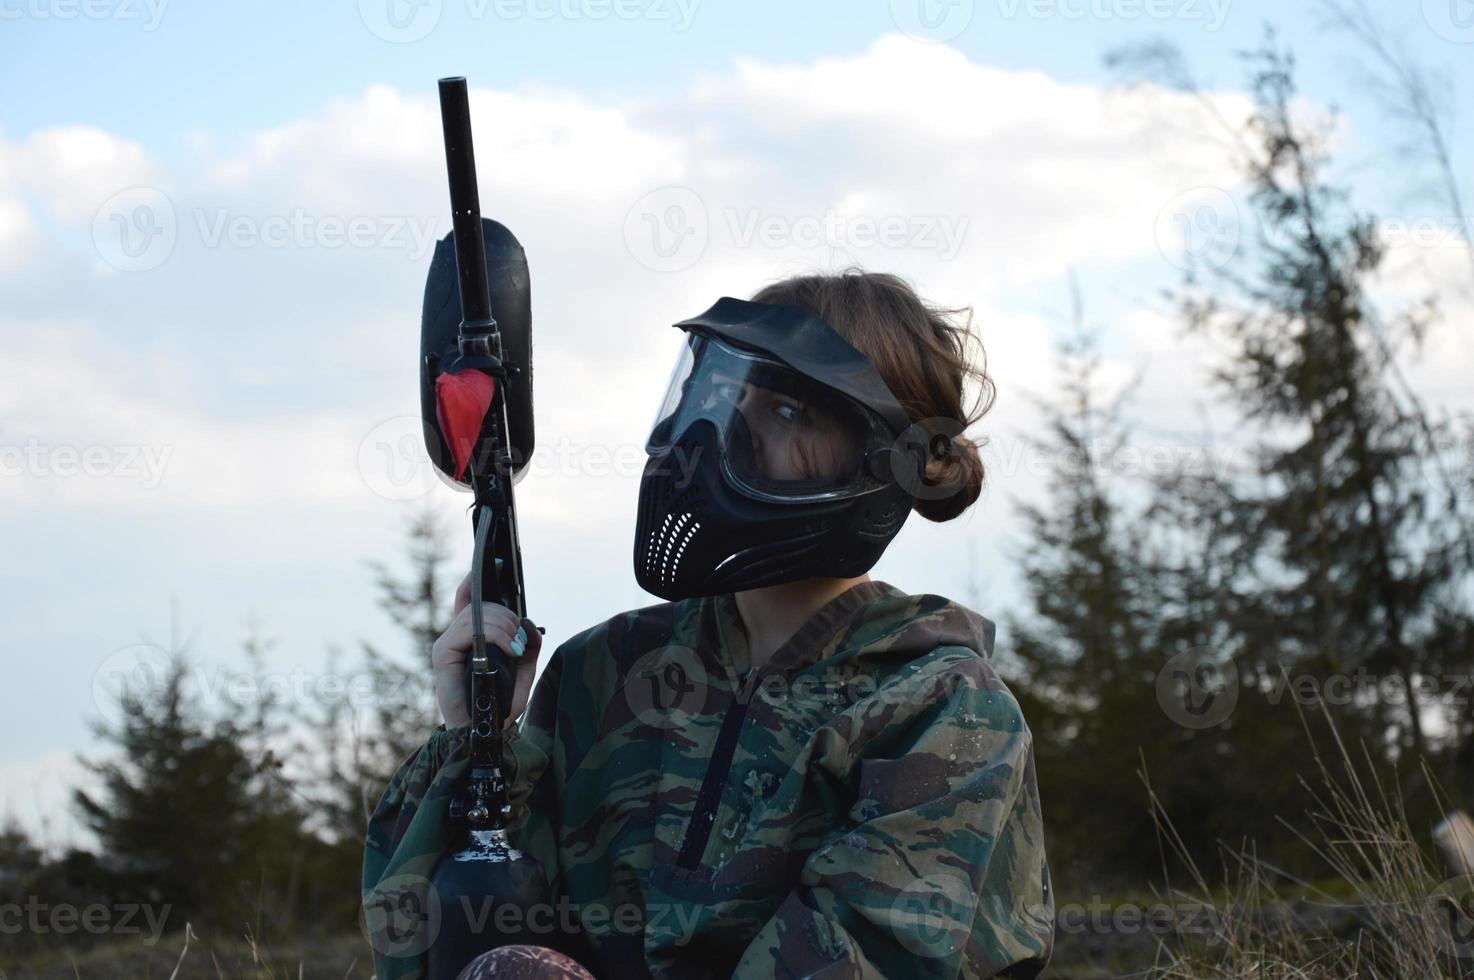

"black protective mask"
[633,298,925,600]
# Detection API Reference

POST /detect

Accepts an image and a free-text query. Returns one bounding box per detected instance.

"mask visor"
[646,334,893,502]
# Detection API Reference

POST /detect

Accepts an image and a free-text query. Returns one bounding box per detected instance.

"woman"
[364,270,1054,979]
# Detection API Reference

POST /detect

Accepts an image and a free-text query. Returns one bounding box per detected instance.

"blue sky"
[3,0,1472,848]
[5,0,1473,161]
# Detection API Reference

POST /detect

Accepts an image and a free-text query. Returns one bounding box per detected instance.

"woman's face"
[704,370,857,482]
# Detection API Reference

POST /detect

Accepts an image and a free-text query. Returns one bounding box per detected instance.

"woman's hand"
[432,571,543,730]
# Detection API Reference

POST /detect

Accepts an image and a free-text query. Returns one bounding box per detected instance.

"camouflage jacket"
[364,580,1053,979]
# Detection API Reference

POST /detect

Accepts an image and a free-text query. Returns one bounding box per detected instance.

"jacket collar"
[705,580,904,684]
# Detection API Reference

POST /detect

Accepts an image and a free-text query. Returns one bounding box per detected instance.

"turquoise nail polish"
[510,638,525,657]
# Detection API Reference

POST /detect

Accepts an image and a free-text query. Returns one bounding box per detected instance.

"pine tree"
[74,654,311,935]
[1005,276,1168,885]
[1172,39,1473,781]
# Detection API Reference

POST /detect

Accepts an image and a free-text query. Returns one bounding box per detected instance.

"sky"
[3,0,1473,849]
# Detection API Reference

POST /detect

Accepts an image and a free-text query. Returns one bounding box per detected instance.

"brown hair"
[750,268,993,522]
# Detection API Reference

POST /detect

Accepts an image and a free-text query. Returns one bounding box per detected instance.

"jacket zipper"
[674,667,754,870]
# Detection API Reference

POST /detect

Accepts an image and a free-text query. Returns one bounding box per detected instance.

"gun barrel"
[438,76,493,329]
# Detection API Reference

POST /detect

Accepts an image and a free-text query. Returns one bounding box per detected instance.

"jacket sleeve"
[361,651,566,980]
[731,656,1055,980]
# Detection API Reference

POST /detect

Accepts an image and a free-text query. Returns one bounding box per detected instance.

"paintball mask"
[634,297,927,599]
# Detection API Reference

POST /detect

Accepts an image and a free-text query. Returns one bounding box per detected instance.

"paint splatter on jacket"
[364,580,1054,979]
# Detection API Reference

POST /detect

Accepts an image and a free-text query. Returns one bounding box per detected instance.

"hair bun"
[913,432,984,523]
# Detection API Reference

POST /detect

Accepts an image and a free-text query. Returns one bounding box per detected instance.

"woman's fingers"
[504,618,543,728]
[432,601,524,667]
[432,597,535,729]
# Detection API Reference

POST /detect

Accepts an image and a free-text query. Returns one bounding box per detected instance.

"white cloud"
[8,33,1460,801]
[12,125,157,223]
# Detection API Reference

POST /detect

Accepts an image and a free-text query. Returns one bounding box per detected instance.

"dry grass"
[1138,693,1474,979]
[3,926,374,980]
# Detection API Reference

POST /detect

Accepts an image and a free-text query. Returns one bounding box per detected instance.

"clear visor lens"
[647,334,887,501]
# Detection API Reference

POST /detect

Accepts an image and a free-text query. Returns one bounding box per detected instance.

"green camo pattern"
[363,580,1053,979]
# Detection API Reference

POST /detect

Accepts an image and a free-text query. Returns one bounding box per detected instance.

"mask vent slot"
[658,512,694,585]
[667,520,701,585]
